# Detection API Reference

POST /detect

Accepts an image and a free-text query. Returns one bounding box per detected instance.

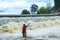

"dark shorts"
[22,32,26,37]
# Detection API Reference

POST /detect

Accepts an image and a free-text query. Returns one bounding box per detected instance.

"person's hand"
[27,23,30,26]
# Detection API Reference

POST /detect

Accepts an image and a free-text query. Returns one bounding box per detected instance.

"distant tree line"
[21,0,60,14]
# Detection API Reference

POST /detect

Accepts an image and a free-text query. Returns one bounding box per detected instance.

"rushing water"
[0,16,60,26]
[0,16,60,40]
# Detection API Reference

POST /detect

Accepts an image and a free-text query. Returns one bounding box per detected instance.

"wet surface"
[0,35,60,40]
[0,17,60,40]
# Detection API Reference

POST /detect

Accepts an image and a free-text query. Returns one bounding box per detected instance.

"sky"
[0,0,54,15]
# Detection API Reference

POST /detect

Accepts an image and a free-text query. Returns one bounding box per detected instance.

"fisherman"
[22,23,29,39]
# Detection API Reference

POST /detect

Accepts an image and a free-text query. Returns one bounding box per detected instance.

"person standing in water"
[22,23,30,39]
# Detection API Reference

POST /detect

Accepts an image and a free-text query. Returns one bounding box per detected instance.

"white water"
[0,16,60,40]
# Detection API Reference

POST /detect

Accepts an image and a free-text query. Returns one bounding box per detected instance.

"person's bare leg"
[23,33,26,39]
[25,33,26,38]
[24,33,26,38]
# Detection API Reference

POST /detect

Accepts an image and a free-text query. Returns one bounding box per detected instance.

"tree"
[45,3,52,13]
[37,3,51,14]
[21,9,30,14]
[37,7,46,14]
[54,0,60,10]
[51,0,60,12]
[30,4,38,14]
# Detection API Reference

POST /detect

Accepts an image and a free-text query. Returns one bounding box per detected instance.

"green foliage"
[30,4,38,14]
[37,7,46,14]
[54,0,60,10]
[21,9,30,14]
[37,3,51,14]
[46,3,51,13]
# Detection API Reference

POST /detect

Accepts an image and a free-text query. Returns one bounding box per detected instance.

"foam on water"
[0,16,60,40]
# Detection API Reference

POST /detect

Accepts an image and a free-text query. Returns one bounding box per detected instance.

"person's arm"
[27,23,30,27]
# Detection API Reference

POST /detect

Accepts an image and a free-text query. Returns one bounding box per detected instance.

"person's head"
[23,24,25,26]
